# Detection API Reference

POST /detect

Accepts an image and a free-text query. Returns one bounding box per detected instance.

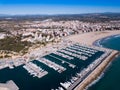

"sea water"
[88,35,120,90]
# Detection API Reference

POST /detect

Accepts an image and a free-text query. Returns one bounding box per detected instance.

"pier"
[48,54,76,68]
[75,50,119,90]
[23,62,48,78]
[37,58,66,73]
[0,80,19,90]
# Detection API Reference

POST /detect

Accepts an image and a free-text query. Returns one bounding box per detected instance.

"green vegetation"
[0,36,31,52]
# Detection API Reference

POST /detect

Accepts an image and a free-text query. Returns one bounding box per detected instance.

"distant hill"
[0,13,120,22]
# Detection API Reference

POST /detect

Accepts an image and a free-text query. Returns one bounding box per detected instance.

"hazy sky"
[0,0,120,15]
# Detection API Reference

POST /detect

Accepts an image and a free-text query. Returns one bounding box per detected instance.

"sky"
[0,0,120,15]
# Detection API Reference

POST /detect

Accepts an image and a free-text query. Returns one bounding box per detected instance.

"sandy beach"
[66,30,120,90]
[67,30,120,45]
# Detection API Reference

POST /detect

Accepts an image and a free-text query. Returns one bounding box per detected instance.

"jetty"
[0,80,19,90]
[74,50,119,90]
[23,62,48,78]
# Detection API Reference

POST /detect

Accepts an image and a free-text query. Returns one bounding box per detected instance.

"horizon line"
[0,12,120,16]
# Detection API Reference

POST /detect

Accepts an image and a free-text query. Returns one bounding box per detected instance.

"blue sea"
[88,34,120,90]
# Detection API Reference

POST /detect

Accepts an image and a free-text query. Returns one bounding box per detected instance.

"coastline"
[67,30,120,45]
[66,30,120,90]
[74,50,119,90]
[93,34,120,47]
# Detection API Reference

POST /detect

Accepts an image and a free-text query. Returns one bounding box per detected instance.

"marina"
[0,43,111,90]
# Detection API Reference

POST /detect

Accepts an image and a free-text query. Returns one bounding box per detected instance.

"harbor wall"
[75,50,119,90]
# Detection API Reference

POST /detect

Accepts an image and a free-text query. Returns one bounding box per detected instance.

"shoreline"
[67,30,120,45]
[93,34,120,47]
[66,31,120,90]
[85,54,114,90]
[75,50,119,90]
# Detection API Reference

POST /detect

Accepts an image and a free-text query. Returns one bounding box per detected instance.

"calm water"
[0,44,103,90]
[89,35,120,90]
